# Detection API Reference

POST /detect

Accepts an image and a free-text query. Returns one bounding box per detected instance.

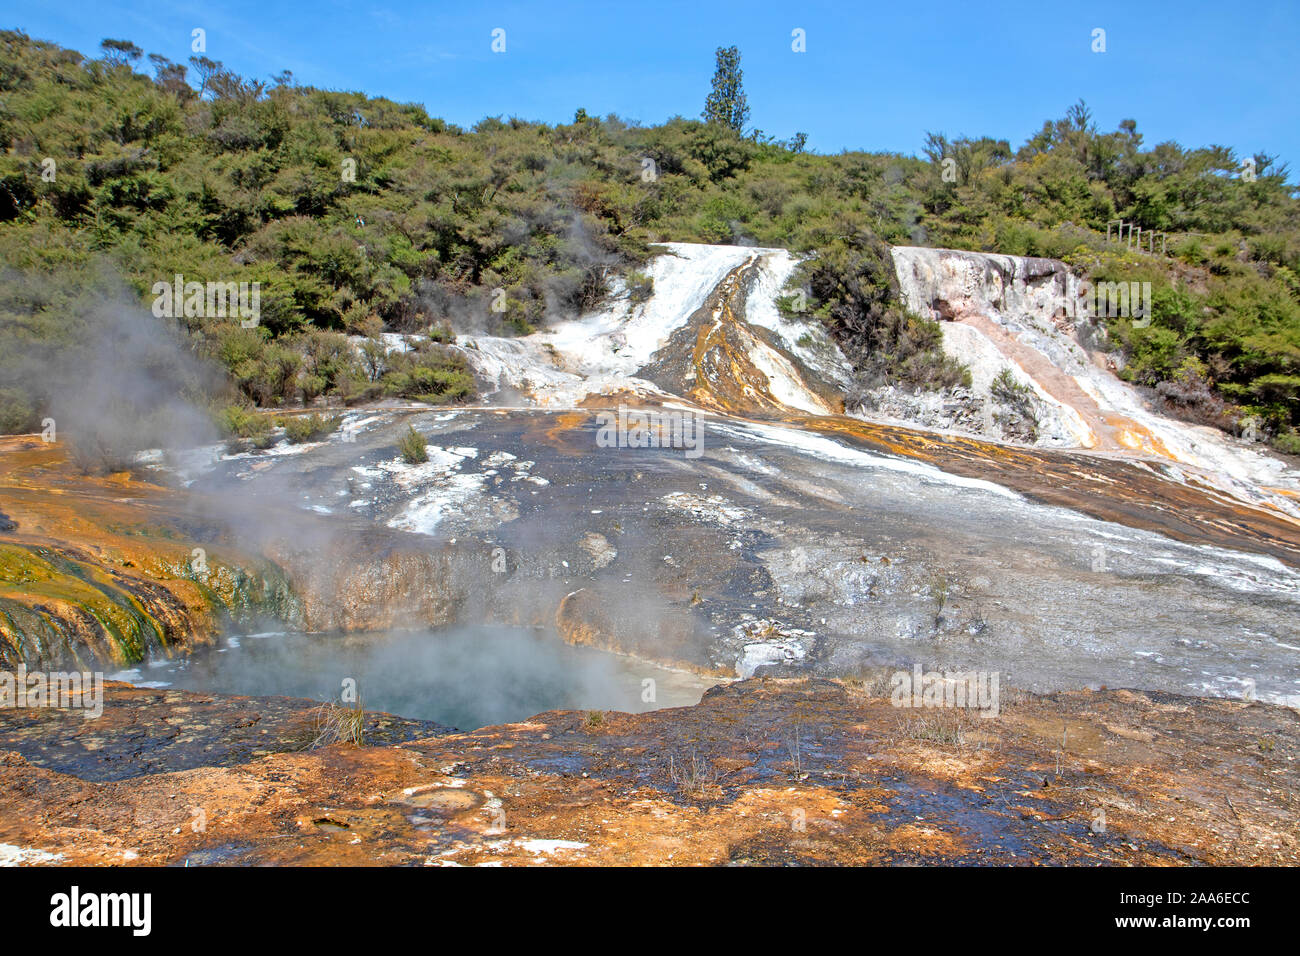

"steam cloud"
[0,263,225,468]
[158,624,698,730]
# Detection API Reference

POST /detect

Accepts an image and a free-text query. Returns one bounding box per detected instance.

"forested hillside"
[1,31,1296,452]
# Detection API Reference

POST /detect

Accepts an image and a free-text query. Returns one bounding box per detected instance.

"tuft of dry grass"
[840,668,901,700]
[668,749,718,797]
[309,697,366,748]
[900,709,981,749]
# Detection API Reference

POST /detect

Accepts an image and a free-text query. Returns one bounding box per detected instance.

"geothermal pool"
[114,625,717,730]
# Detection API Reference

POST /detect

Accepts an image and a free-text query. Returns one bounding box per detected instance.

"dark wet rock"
[176,842,257,867]
[0,680,1295,866]
[0,682,448,782]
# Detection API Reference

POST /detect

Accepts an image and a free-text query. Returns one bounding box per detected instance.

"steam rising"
[151,625,708,729]
[0,264,224,468]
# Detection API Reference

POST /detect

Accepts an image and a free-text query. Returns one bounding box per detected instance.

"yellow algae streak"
[0,436,295,667]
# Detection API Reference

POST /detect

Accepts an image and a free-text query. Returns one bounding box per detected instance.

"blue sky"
[12,0,1300,174]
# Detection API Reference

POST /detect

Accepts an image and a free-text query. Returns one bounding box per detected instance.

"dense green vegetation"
[0,32,1296,450]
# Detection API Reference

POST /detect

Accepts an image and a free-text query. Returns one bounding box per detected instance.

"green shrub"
[1272,429,1300,456]
[397,425,427,464]
[625,270,654,304]
[775,294,805,317]
[282,412,341,444]
[0,388,39,434]
[991,368,1039,441]
[217,404,273,444]
[412,379,475,405]
[378,346,475,404]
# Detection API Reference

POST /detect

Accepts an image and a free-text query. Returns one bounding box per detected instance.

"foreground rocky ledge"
[1,679,1295,866]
